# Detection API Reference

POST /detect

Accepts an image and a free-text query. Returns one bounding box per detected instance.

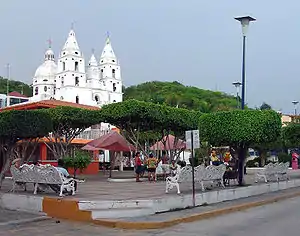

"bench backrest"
[199,164,226,181]
[34,164,63,184]
[178,165,194,182]
[10,164,35,183]
[10,164,63,184]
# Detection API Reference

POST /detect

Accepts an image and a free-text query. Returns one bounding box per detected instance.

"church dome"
[34,48,57,79]
[34,60,57,78]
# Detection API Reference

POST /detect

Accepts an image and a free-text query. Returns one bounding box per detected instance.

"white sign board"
[185,130,200,149]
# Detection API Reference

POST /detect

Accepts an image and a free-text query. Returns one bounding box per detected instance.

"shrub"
[63,150,92,177]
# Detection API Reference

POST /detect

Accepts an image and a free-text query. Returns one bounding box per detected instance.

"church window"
[72,58,74,60]
[95,95,99,102]
[113,100,116,102]
[113,83,116,92]
[63,52,65,55]
[75,52,78,55]
[76,96,79,104]
[44,86,47,92]
[112,69,116,78]
[35,87,38,95]
[60,96,64,100]
[75,61,79,71]
[112,60,115,62]
[101,60,103,63]
[61,78,64,86]
[34,80,37,83]
[63,62,66,71]
[75,77,79,86]
[54,86,56,95]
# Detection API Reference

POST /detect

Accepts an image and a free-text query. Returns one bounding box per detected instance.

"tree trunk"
[237,146,247,186]
[260,151,267,167]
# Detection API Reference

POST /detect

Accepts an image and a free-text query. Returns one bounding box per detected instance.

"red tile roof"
[8,91,28,98]
[0,99,100,111]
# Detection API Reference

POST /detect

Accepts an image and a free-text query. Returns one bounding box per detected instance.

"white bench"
[165,164,226,194]
[255,162,290,183]
[10,164,83,197]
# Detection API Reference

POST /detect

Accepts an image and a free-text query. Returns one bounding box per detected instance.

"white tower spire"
[98,33,122,103]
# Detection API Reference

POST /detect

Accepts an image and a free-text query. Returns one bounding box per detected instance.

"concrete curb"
[93,191,300,230]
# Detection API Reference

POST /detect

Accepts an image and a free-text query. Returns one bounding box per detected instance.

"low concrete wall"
[1,179,300,220]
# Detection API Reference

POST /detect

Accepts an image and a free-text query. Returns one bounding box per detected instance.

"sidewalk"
[94,187,300,229]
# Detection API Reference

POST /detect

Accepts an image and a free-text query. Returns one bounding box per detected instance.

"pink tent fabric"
[82,131,135,152]
[150,134,186,151]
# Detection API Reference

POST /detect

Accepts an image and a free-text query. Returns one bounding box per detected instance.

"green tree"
[43,106,101,159]
[259,102,272,110]
[63,150,91,178]
[199,110,282,185]
[123,81,238,112]
[282,122,300,148]
[0,77,32,97]
[100,99,200,157]
[0,110,52,186]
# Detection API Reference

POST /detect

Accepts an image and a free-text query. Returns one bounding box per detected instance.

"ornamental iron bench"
[10,164,83,197]
[255,162,290,183]
[165,164,226,194]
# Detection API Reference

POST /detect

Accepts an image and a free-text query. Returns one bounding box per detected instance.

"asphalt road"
[1,196,300,236]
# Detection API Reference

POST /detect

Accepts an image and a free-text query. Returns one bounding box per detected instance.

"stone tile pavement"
[1,169,300,201]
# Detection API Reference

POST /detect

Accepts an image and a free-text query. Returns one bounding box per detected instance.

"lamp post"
[235,16,256,110]
[232,81,242,109]
[292,101,299,116]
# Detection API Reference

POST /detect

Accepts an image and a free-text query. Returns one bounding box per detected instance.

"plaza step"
[78,199,154,211]
[91,207,154,219]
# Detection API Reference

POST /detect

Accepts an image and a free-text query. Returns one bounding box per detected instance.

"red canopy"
[150,134,186,151]
[82,131,135,152]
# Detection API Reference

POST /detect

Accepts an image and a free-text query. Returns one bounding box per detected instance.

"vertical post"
[236,89,239,109]
[191,131,195,207]
[241,35,246,110]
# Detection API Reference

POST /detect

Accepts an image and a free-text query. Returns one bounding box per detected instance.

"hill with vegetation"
[0,77,32,97]
[124,81,238,112]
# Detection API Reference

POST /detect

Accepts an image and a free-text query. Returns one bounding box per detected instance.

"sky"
[0,0,299,113]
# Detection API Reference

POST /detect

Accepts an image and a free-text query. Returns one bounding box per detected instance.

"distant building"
[0,92,29,108]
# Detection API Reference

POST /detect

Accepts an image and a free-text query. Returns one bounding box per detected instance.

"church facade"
[31,29,122,106]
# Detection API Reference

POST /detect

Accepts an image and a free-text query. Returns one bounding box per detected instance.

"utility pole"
[6,63,10,96]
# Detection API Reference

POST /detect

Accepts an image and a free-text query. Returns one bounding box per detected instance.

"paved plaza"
[2,169,299,201]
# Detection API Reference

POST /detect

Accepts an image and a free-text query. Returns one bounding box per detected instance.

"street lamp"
[232,81,242,109]
[235,16,256,110]
[292,101,299,116]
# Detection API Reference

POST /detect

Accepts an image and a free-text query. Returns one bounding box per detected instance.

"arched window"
[61,78,64,86]
[112,69,115,78]
[75,77,79,86]
[35,87,38,95]
[95,95,99,102]
[113,83,116,92]
[44,86,47,92]
[76,96,79,104]
[62,62,66,71]
[75,62,79,71]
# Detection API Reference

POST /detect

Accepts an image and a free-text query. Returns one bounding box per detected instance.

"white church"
[31,28,122,106]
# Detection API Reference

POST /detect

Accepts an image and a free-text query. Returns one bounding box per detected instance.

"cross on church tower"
[47,38,52,48]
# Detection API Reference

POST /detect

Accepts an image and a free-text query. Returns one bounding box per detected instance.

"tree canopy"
[0,110,52,144]
[0,77,32,97]
[199,110,282,147]
[282,122,300,148]
[100,99,201,155]
[0,110,53,186]
[42,106,101,158]
[124,81,238,112]
[199,110,282,185]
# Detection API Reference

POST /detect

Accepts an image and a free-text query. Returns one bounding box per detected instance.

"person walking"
[134,152,143,182]
[147,153,158,182]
